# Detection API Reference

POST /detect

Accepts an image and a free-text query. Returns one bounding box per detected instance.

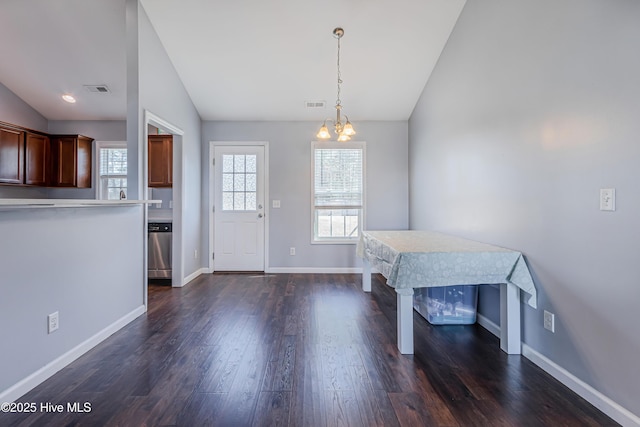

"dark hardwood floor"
[2,273,617,426]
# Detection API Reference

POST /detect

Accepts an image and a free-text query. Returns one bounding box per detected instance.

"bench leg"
[397,288,414,354]
[500,282,521,354]
[362,259,371,292]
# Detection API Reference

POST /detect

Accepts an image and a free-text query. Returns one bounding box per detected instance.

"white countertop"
[0,199,162,210]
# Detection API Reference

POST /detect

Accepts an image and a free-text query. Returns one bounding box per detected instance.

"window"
[97,143,127,200]
[312,141,365,243]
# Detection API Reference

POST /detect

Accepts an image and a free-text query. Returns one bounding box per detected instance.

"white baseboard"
[475,315,640,426]
[476,313,500,337]
[0,305,146,403]
[266,267,363,274]
[522,344,640,427]
[182,268,207,286]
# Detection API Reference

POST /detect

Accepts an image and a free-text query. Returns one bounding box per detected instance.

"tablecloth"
[357,230,537,309]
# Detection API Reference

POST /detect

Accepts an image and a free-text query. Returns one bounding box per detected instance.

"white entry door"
[214,145,265,271]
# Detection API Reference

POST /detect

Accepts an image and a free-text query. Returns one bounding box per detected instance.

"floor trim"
[522,344,640,427]
[476,314,640,426]
[477,313,500,337]
[267,267,362,274]
[182,268,207,286]
[0,305,146,403]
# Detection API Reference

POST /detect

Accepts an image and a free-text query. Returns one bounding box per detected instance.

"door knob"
[258,213,264,218]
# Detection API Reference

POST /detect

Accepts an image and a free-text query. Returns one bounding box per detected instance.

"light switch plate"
[600,188,615,211]
[543,310,555,333]
[273,200,281,208]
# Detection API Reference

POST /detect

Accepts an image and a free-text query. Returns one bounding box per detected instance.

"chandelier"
[316,27,356,142]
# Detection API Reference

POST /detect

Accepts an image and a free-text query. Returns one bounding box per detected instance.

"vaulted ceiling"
[0,0,465,122]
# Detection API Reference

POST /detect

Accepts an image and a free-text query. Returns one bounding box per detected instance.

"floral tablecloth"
[357,230,537,308]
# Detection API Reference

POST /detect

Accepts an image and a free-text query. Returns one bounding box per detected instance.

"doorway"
[211,142,269,272]
[144,111,184,294]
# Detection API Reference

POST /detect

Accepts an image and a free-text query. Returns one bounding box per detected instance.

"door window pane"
[221,154,258,211]
[246,192,256,210]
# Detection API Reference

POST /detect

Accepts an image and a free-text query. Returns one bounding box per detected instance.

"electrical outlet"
[600,188,615,211]
[543,310,555,333]
[289,247,296,256]
[48,311,59,334]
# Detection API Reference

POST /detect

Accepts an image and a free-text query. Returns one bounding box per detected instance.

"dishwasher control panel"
[148,223,172,232]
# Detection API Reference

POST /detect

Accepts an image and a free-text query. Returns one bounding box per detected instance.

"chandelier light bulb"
[316,123,331,140]
[343,120,356,136]
[337,133,351,142]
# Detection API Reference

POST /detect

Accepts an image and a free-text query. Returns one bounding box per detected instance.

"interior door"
[214,145,265,271]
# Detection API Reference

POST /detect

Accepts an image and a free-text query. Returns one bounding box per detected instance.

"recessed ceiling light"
[62,94,76,103]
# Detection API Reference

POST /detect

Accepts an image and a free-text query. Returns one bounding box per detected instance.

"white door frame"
[144,111,184,292]
[209,141,269,273]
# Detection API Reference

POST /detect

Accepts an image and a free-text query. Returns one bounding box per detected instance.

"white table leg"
[362,258,371,292]
[500,282,521,354]
[396,288,414,354]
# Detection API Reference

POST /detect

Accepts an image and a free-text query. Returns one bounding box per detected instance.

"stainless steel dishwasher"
[148,222,172,279]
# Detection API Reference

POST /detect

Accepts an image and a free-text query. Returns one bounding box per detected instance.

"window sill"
[311,239,358,245]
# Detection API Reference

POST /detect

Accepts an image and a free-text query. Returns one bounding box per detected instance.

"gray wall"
[409,0,640,417]
[0,205,145,396]
[0,81,48,132]
[202,121,409,269]
[48,120,126,141]
[128,0,203,281]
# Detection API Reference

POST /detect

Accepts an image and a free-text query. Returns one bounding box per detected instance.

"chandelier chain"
[336,35,342,107]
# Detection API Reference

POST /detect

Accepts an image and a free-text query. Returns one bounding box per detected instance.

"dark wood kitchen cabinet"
[0,125,25,184]
[51,135,93,188]
[148,135,172,187]
[25,133,50,186]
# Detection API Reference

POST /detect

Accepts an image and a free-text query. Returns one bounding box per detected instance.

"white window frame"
[95,141,127,200]
[310,140,366,245]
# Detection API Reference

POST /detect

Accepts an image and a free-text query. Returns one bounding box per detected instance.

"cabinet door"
[0,127,24,184]
[76,136,92,188]
[51,135,93,188]
[25,133,49,186]
[148,135,172,187]
[53,137,77,187]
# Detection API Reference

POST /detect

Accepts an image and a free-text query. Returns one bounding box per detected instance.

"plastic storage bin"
[413,285,478,325]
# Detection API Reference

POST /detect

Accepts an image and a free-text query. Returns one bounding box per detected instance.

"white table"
[357,230,537,355]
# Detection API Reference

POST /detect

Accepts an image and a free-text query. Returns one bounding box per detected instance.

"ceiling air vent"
[305,100,326,109]
[84,85,111,93]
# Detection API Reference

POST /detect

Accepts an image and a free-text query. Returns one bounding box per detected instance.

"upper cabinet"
[0,121,93,188]
[148,135,173,188]
[50,135,93,188]
[0,125,25,184]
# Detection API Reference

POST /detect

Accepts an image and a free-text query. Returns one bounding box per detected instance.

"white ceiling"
[0,0,465,122]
